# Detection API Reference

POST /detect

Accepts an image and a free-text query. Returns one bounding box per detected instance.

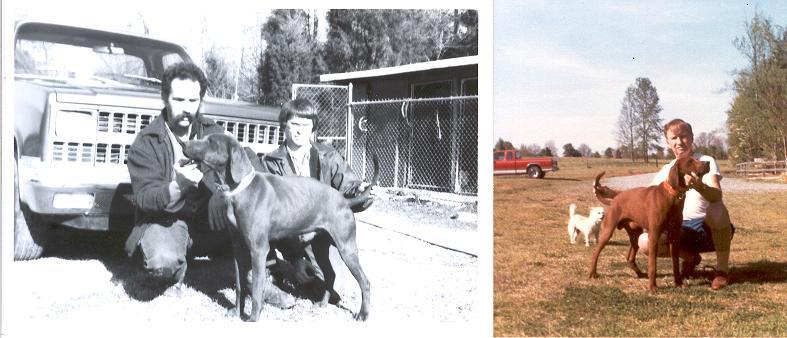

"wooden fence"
[735,160,787,177]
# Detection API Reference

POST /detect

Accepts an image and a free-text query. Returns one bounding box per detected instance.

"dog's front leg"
[248,239,270,322]
[668,228,684,288]
[646,230,660,292]
[229,230,250,320]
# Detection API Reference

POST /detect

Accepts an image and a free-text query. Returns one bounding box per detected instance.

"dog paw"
[588,272,599,279]
[353,312,369,321]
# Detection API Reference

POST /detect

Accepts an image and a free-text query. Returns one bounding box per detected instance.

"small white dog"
[567,203,605,246]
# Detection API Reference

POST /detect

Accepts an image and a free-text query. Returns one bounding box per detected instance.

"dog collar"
[224,171,255,197]
[660,181,685,200]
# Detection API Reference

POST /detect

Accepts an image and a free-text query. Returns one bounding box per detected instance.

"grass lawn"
[494,157,787,336]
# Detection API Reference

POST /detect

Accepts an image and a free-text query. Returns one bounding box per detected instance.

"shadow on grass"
[731,260,787,284]
[42,226,236,306]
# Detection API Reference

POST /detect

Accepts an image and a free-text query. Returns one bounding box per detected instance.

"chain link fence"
[292,84,350,157]
[293,84,478,195]
[349,96,478,195]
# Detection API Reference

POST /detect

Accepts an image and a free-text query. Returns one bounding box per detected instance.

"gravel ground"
[4,191,479,336]
[602,172,787,191]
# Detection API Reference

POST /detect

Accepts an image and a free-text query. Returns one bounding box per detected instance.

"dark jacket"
[124,110,224,256]
[258,142,361,196]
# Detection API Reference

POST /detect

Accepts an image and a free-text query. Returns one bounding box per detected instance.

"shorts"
[680,218,736,253]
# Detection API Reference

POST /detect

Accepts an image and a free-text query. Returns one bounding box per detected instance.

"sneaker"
[263,281,296,309]
[681,252,701,278]
[711,271,729,290]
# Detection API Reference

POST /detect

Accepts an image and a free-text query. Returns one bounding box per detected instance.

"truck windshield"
[14,38,181,90]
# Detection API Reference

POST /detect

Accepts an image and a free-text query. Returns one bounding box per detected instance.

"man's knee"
[139,222,190,282]
[704,202,731,230]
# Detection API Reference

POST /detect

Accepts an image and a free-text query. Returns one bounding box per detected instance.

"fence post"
[346,82,354,167]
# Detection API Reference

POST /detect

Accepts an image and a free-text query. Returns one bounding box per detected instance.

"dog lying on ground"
[567,204,605,246]
[183,133,377,322]
[587,156,710,291]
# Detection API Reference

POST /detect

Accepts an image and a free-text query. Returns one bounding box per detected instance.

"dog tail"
[346,153,380,207]
[569,203,576,218]
[593,171,618,206]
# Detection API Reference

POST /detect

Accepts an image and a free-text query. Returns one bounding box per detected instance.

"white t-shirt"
[650,153,721,220]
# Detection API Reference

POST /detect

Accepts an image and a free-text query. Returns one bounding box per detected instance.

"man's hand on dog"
[684,172,703,190]
[175,163,203,189]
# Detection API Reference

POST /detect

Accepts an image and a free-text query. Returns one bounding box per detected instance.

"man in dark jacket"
[255,98,374,305]
[125,62,294,308]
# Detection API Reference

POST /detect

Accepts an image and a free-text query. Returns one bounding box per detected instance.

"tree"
[259,9,322,105]
[695,130,728,160]
[439,10,478,59]
[562,143,582,157]
[592,151,602,158]
[203,46,235,100]
[616,77,663,162]
[604,147,614,158]
[544,140,558,157]
[727,10,787,162]
[495,138,515,151]
[577,143,592,157]
[324,9,455,73]
[538,147,553,157]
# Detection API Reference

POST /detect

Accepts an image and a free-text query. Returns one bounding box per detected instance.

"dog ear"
[228,136,253,183]
[667,159,684,188]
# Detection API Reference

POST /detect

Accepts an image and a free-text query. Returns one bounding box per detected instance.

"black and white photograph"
[2,1,490,336]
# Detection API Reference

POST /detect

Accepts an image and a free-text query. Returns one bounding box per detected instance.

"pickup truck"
[12,21,281,260]
[493,149,558,178]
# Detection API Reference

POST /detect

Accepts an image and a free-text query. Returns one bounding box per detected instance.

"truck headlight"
[55,110,96,138]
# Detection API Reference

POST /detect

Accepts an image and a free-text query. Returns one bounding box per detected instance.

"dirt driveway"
[4,191,479,336]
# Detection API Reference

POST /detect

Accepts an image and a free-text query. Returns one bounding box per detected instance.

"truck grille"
[97,111,154,134]
[50,107,280,165]
[216,120,284,145]
[52,142,130,164]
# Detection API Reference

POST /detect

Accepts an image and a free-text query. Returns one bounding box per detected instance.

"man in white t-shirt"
[639,119,734,290]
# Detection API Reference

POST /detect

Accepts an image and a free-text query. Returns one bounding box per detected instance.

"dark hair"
[663,118,693,138]
[160,62,208,101]
[279,98,318,130]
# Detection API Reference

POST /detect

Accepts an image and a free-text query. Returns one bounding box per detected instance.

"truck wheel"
[527,165,543,179]
[14,157,49,260]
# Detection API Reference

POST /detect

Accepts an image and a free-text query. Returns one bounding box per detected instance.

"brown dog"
[183,133,374,321]
[588,156,710,291]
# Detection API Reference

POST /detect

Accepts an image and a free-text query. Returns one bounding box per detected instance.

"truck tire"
[527,165,543,179]
[14,157,49,260]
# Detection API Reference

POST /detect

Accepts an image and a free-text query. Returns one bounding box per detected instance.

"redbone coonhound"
[588,156,710,291]
[183,133,375,321]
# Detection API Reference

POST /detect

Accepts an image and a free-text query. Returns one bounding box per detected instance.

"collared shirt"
[286,143,312,177]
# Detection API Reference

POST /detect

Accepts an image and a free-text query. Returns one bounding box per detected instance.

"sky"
[493,0,787,154]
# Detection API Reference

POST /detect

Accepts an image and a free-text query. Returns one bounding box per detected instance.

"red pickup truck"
[493,149,558,178]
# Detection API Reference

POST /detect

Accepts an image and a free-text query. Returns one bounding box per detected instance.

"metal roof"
[320,55,478,82]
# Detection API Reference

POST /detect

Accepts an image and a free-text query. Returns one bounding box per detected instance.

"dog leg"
[312,233,337,307]
[588,216,616,279]
[248,239,270,322]
[668,228,684,288]
[624,227,646,278]
[568,222,576,244]
[332,221,370,321]
[229,231,250,320]
[646,231,660,292]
